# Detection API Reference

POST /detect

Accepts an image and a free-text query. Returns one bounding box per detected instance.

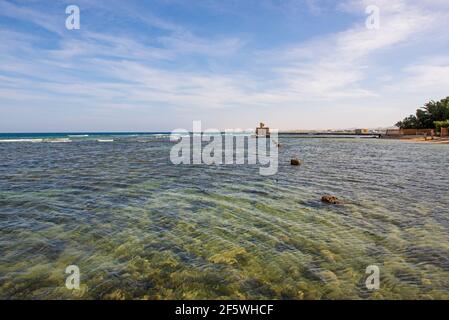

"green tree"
[396,97,449,129]
[434,120,449,133]
[395,115,419,129]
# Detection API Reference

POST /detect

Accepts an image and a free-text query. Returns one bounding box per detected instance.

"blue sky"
[1,0,449,132]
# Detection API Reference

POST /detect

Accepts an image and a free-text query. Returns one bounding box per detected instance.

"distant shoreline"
[382,135,449,144]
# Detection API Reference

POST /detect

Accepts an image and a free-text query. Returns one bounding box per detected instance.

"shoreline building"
[256,123,270,137]
[355,128,369,134]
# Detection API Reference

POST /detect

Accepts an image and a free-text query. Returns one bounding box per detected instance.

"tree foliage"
[434,120,449,133]
[396,97,449,129]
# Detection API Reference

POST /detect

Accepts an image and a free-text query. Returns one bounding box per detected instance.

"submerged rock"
[319,270,339,283]
[209,247,247,265]
[291,158,301,166]
[103,289,126,300]
[320,249,337,263]
[321,195,343,205]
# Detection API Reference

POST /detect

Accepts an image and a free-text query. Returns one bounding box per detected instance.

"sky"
[1,0,449,132]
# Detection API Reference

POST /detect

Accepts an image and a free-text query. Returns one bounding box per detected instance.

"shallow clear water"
[0,135,448,299]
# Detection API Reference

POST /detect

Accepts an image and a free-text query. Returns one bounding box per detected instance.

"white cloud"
[1,0,449,130]
[0,0,64,34]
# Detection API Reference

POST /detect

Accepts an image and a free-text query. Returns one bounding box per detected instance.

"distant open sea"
[0,133,448,299]
[0,132,170,141]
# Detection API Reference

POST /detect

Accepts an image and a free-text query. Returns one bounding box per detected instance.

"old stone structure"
[256,122,270,137]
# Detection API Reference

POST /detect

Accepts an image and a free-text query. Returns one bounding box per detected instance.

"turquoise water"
[0,135,448,299]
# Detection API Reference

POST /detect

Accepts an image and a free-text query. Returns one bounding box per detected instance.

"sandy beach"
[383,136,449,144]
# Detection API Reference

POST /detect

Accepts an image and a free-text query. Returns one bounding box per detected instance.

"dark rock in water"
[321,195,343,205]
[291,158,301,166]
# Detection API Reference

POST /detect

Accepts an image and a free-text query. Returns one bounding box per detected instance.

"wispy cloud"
[0,0,65,34]
[1,0,449,131]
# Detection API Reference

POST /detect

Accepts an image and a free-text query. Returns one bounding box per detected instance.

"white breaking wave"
[0,138,72,143]
[0,139,44,143]
[44,138,71,143]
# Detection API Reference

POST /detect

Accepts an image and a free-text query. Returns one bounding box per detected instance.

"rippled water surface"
[1,135,448,299]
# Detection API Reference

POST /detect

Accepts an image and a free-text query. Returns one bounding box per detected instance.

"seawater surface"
[0,134,448,299]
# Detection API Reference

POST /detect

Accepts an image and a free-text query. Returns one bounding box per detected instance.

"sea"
[0,132,448,299]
